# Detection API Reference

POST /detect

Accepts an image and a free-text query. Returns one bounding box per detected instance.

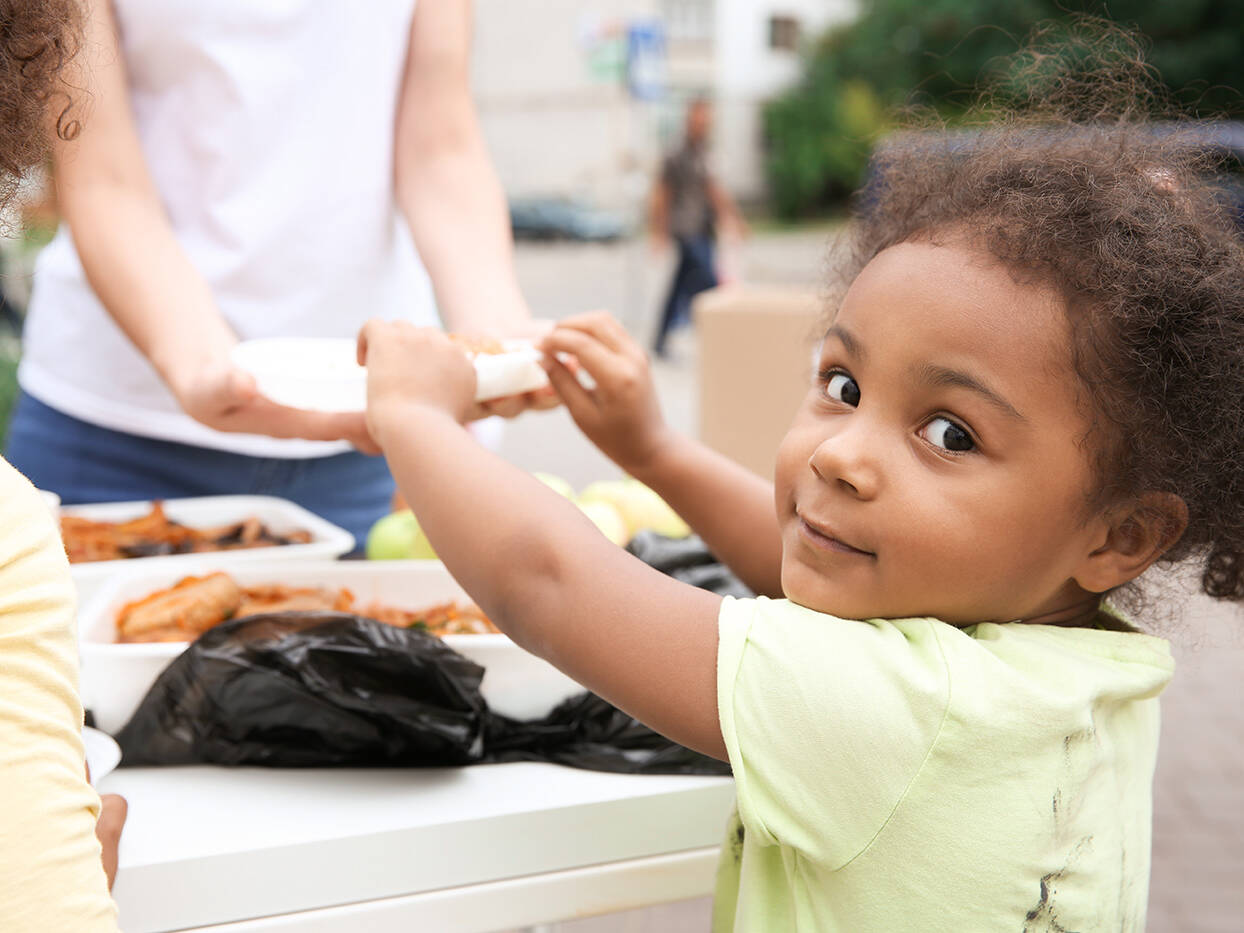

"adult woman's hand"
[169,357,379,455]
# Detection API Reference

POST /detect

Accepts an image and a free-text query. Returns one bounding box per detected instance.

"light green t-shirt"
[714,596,1174,933]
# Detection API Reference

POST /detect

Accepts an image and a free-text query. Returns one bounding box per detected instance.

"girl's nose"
[808,424,882,500]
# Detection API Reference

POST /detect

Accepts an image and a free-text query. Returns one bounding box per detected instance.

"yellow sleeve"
[0,460,119,931]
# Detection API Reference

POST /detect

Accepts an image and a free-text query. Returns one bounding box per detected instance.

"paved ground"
[497,231,1244,933]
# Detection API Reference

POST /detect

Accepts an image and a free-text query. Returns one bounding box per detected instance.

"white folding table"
[99,763,734,932]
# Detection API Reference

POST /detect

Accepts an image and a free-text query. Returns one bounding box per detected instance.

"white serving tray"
[61,495,357,608]
[78,559,583,733]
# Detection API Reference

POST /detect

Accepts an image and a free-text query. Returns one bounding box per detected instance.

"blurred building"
[472,0,664,214]
[472,0,856,211]
[709,0,855,200]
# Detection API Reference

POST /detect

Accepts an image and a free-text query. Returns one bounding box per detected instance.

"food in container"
[61,496,356,608]
[79,560,582,730]
[115,570,497,643]
[61,501,312,563]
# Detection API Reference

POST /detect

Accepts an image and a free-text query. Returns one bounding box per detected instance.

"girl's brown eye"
[922,416,974,452]
[825,372,860,407]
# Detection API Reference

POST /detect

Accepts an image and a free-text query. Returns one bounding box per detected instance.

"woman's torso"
[22,0,435,457]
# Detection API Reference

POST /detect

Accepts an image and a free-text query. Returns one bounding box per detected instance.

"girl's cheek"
[773,426,812,488]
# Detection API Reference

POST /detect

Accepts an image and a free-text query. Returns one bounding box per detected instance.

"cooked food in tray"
[115,571,498,643]
[61,502,313,564]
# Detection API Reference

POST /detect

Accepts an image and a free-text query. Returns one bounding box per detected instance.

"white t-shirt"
[21,0,437,458]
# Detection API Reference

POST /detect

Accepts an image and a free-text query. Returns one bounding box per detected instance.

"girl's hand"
[540,312,672,474]
[357,320,477,446]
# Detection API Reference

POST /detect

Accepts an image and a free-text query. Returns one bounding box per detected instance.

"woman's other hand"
[96,793,127,891]
[540,312,672,474]
[357,320,477,447]
[169,357,379,454]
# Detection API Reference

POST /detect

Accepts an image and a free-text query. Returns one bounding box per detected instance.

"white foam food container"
[62,496,356,608]
[78,559,584,733]
[231,336,549,413]
[82,727,122,782]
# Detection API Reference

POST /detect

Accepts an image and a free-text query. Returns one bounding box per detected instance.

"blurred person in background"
[649,96,747,357]
[0,1,123,929]
[6,0,547,547]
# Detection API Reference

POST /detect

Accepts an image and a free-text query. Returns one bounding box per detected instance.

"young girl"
[358,64,1243,933]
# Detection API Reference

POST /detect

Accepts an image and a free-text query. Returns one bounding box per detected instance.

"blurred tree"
[765,0,1244,217]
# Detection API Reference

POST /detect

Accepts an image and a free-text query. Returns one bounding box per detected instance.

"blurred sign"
[626,19,666,101]
[578,14,666,99]
[578,14,627,83]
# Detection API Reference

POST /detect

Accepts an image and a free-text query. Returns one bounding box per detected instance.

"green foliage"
[764,0,1244,217]
[0,344,18,446]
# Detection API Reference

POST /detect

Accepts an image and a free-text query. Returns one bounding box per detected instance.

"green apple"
[365,509,438,560]
[576,500,630,546]
[533,472,575,499]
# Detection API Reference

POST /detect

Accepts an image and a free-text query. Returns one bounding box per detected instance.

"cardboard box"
[695,285,825,479]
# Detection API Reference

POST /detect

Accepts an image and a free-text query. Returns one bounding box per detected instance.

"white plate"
[231,336,550,412]
[78,559,583,733]
[62,496,356,608]
[83,726,122,782]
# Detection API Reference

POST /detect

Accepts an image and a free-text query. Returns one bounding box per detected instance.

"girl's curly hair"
[0,0,81,205]
[840,20,1244,604]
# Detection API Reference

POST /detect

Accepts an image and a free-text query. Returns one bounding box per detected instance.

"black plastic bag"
[115,611,728,776]
[627,531,753,599]
[115,612,489,767]
[487,692,728,775]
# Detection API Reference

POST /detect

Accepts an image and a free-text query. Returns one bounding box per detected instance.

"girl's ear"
[1074,493,1188,594]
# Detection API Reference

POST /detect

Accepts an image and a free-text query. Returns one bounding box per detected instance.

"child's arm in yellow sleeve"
[0,462,118,931]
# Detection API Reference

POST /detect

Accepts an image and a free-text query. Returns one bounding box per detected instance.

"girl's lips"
[797,516,875,557]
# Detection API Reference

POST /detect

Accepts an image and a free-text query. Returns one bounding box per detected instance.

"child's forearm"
[631,434,784,597]
[382,408,600,637]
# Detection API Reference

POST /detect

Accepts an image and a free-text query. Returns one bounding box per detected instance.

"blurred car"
[509,197,629,242]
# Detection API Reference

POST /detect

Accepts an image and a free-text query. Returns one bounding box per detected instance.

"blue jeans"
[5,392,394,550]
[654,234,717,354]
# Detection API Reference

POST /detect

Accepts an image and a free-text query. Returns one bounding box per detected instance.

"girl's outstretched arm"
[360,322,727,760]
[541,313,784,597]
